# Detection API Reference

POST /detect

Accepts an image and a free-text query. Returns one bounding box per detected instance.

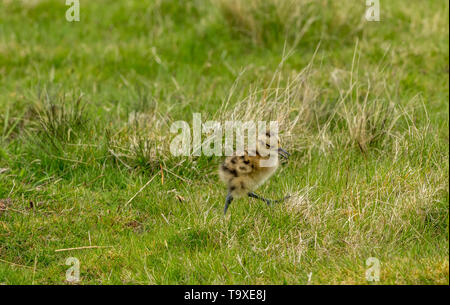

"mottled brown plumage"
[219,131,290,214]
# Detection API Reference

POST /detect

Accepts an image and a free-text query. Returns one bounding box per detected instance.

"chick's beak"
[278,148,290,159]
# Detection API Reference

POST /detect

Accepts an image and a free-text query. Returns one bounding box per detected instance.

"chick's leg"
[224,193,233,215]
[248,192,291,206]
[248,192,272,206]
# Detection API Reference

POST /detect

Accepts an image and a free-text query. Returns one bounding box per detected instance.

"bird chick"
[219,131,290,215]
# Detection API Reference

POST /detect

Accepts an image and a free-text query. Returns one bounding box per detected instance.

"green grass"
[0,0,448,284]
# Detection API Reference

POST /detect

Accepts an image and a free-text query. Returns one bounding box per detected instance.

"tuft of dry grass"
[107,109,173,171]
[333,48,405,154]
[26,91,88,152]
[214,0,318,45]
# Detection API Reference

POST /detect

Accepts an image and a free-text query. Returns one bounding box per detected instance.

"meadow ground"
[0,0,448,284]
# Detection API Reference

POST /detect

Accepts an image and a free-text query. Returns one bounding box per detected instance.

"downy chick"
[219,131,290,215]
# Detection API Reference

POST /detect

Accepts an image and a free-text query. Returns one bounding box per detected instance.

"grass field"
[0,0,448,284]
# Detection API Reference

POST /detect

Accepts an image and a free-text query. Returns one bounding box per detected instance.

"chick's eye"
[265,143,270,148]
